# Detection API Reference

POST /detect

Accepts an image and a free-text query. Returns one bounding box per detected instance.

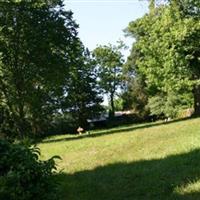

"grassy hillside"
[39,118,200,200]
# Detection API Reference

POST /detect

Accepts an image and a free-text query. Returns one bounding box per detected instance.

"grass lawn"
[39,118,200,200]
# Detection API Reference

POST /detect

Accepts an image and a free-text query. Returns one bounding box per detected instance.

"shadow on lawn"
[57,148,200,200]
[43,117,192,144]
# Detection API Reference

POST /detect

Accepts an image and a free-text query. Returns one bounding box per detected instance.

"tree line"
[0,0,199,139]
[122,0,200,119]
[0,0,125,138]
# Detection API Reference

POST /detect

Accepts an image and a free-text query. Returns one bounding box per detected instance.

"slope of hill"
[39,118,200,200]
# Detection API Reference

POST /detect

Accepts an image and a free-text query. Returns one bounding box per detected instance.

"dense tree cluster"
[1,0,200,138]
[123,0,200,118]
[0,0,103,138]
[3,1,200,199]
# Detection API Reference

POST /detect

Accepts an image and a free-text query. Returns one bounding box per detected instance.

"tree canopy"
[126,0,200,117]
[61,45,103,128]
[0,0,103,137]
[93,44,124,117]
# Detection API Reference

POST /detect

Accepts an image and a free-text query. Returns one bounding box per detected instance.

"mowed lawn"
[39,118,200,200]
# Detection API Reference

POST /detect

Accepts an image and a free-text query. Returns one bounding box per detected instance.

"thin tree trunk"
[193,85,200,116]
[16,100,27,139]
[109,92,115,118]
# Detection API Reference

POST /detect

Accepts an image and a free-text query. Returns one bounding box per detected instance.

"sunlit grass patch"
[39,117,200,199]
[175,179,200,195]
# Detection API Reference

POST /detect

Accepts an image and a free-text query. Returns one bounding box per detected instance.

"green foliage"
[126,0,200,116]
[114,97,123,111]
[148,92,193,118]
[0,0,104,138]
[0,139,60,200]
[176,0,200,17]
[148,94,166,117]
[121,76,149,116]
[0,0,80,137]
[62,46,103,128]
[93,43,124,117]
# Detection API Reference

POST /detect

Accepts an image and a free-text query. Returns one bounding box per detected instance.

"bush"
[0,140,60,200]
[148,92,193,119]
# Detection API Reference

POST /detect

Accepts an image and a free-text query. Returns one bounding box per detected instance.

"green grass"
[39,118,200,200]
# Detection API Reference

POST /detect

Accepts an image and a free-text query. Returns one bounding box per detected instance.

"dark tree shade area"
[0,0,103,138]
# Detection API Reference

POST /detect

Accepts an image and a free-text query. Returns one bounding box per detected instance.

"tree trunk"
[109,92,115,118]
[193,85,200,116]
[18,102,27,139]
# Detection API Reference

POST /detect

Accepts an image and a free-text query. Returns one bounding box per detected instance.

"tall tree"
[122,41,149,116]
[93,44,124,118]
[126,0,200,116]
[0,0,80,138]
[61,44,103,128]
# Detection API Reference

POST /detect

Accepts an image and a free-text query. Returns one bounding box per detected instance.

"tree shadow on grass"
[43,117,193,144]
[57,148,200,200]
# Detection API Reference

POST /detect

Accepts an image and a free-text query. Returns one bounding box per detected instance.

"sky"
[63,0,149,105]
[64,0,149,58]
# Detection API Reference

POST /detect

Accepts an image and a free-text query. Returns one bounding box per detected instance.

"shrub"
[148,92,193,119]
[0,139,60,200]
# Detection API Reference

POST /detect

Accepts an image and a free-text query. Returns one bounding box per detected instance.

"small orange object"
[77,127,84,134]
